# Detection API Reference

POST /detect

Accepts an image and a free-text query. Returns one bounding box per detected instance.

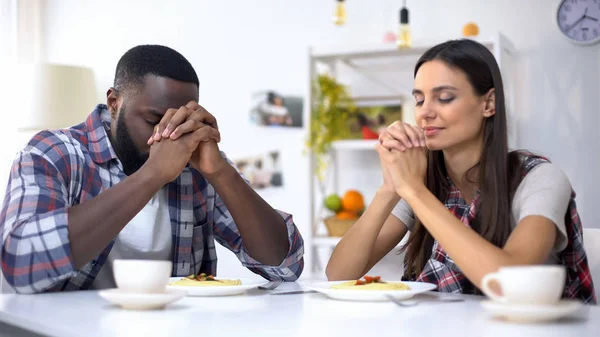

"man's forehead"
[133,75,199,110]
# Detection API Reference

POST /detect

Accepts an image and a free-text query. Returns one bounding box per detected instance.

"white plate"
[98,288,186,310]
[166,277,267,296]
[481,300,584,323]
[305,280,437,302]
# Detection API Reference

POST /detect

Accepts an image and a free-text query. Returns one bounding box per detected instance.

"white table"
[0,282,598,337]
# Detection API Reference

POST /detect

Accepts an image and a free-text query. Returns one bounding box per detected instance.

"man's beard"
[113,107,149,176]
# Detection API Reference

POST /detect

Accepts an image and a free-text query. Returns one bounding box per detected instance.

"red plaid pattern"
[0,105,305,293]
[412,153,596,304]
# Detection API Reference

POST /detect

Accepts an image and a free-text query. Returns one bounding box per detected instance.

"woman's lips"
[423,127,443,137]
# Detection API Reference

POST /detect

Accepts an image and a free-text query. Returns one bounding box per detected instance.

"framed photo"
[344,101,403,140]
[250,91,303,128]
[233,151,283,190]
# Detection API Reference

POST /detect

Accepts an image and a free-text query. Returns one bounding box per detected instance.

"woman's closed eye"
[414,96,424,106]
[415,98,454,106]
[439,96,455,104]
[414,96,454,106]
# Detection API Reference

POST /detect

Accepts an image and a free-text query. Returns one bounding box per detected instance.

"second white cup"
[480,265,566,305]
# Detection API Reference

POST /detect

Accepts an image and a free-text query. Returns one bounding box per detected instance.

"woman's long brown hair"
[402,39,523,279]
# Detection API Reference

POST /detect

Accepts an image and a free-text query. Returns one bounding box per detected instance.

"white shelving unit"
[331,139,378,151]
[313,235,406,250]
[307,34,517,277]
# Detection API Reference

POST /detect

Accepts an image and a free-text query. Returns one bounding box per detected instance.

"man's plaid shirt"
[0,105,304,293]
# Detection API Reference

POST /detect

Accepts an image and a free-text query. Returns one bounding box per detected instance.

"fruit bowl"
[324,216,356,237]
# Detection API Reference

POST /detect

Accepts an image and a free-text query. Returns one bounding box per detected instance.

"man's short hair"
[113,45,199,93]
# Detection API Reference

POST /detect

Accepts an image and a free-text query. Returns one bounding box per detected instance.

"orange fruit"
[462,22,479,37]
[336,211,358,220]
[342,190,365,213]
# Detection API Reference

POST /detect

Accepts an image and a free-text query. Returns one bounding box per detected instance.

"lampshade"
[11,63,98,131]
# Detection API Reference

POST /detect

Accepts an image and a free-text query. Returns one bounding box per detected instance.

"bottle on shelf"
[396,1,411,48]
[333,0,346,26]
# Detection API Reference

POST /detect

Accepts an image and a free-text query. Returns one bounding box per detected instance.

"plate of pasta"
[167,273,267,296]
[305,276,437,302]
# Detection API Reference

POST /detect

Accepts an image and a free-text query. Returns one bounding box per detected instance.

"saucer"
[481,300,584,323]
[99,288,186,310]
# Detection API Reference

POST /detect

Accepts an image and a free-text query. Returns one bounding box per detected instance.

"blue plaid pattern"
[0,104,304,293]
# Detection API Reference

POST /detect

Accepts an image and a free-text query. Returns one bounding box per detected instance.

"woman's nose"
[416,101,436,122]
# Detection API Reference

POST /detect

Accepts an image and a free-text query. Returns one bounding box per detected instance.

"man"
[0,45,304,293]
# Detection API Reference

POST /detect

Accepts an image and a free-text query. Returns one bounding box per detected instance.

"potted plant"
[306,74,356,182]
[306,74,357,235]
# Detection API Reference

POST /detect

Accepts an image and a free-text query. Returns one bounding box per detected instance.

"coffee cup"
[113,259,172,293]
[480,265,566,305]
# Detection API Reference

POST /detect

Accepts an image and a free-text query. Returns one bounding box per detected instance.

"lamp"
[10,63,98,131]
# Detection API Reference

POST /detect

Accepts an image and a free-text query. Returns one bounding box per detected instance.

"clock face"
[557,0,600,44]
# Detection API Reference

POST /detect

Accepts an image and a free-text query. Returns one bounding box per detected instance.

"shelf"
[311,39,496,63]
[312,236,344,248]
[313,235,405,249]
[331,139,378,151]
[313,44,430,63]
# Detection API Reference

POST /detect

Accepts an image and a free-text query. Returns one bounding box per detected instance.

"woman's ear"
[482,88,496,118]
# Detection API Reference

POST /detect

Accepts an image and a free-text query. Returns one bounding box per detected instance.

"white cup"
[480,265,566,305]
[113,259,172,293]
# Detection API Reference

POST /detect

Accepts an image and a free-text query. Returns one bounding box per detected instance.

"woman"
[325,39,596,303]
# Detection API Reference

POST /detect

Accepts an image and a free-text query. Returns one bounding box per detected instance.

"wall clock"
[557,0,600,45]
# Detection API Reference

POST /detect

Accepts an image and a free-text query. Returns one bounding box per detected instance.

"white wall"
[0,0,16,63]
[3,0,597,278]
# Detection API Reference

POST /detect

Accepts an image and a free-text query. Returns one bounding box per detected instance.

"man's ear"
[482,88,496,118]
[106,87,120,119]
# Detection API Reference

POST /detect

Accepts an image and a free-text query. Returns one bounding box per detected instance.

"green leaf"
[306,74,356,181]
